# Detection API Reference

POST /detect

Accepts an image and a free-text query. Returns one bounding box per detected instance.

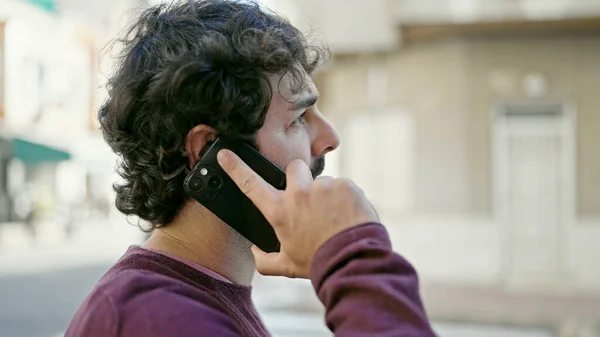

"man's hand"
[217,149,379,279]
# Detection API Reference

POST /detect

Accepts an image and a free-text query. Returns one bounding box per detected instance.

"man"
[66,1,436,336]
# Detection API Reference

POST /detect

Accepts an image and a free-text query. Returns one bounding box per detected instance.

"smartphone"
[183,137,286,253]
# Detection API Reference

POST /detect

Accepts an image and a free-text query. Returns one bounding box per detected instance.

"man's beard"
[310,156,325,179]
[248,137,325,179]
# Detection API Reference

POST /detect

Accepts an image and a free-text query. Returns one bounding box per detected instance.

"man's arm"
[311,223,436,336]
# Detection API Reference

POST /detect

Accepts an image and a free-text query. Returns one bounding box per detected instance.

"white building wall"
[319,39,600,298]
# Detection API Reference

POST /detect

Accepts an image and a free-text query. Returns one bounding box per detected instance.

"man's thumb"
[251,245,285,277]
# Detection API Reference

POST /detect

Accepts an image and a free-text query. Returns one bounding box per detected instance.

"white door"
[493,103,576,286]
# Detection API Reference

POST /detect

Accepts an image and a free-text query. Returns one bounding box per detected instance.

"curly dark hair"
[99,0,328,229]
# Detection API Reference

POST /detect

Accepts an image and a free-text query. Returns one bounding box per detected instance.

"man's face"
[255,72,340,178]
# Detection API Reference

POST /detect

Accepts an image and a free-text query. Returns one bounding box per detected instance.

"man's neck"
[142,203,256,286]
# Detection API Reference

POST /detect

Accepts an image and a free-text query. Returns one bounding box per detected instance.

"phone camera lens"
[188,178,203,192]
[208,176,223,190]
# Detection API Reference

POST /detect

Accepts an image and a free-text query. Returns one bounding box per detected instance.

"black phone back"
[183,137,286,253]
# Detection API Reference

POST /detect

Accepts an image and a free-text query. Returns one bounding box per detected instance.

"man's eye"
[292,112,307,125]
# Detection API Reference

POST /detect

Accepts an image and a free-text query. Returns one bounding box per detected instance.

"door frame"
[491,100,577,285]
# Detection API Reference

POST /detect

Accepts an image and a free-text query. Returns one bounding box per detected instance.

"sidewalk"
[0,219,144,277]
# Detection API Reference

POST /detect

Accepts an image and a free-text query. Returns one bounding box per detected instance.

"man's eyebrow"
[292,95,318,111]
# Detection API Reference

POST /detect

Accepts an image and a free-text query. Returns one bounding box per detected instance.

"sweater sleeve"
[310,223,437,337]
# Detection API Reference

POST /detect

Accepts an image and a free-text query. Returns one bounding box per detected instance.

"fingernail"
[217,149,230,165]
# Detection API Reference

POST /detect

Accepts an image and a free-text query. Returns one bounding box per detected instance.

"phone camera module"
[188,178,203,192]
[208,175,223,190]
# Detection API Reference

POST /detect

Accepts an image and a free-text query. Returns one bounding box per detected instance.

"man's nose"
[312,115,341,157]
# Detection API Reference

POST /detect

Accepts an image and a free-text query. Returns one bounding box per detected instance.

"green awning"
[10,138,71,165]
[27,0,57,13]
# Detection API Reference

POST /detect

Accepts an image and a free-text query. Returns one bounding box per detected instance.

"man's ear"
[185,125,217,169]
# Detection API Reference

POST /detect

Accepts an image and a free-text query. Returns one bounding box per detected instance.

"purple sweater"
[66,223,436,336]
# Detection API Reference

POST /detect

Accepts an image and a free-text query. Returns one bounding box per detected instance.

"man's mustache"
[311,156,325,179]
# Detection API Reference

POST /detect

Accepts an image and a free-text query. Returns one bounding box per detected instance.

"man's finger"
[285,159,313,191]
[251,246,306,279]
[217,149,279,211]
[251,246,285,277]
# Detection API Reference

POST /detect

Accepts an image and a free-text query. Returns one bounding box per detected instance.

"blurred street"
[0,219,124,337]
[0,262,110,337]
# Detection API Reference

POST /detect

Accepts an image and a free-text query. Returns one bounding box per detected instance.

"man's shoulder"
[89,249,230,315]
[96,262,188,300]
[98,266,230,316]
[65,251,240,337]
